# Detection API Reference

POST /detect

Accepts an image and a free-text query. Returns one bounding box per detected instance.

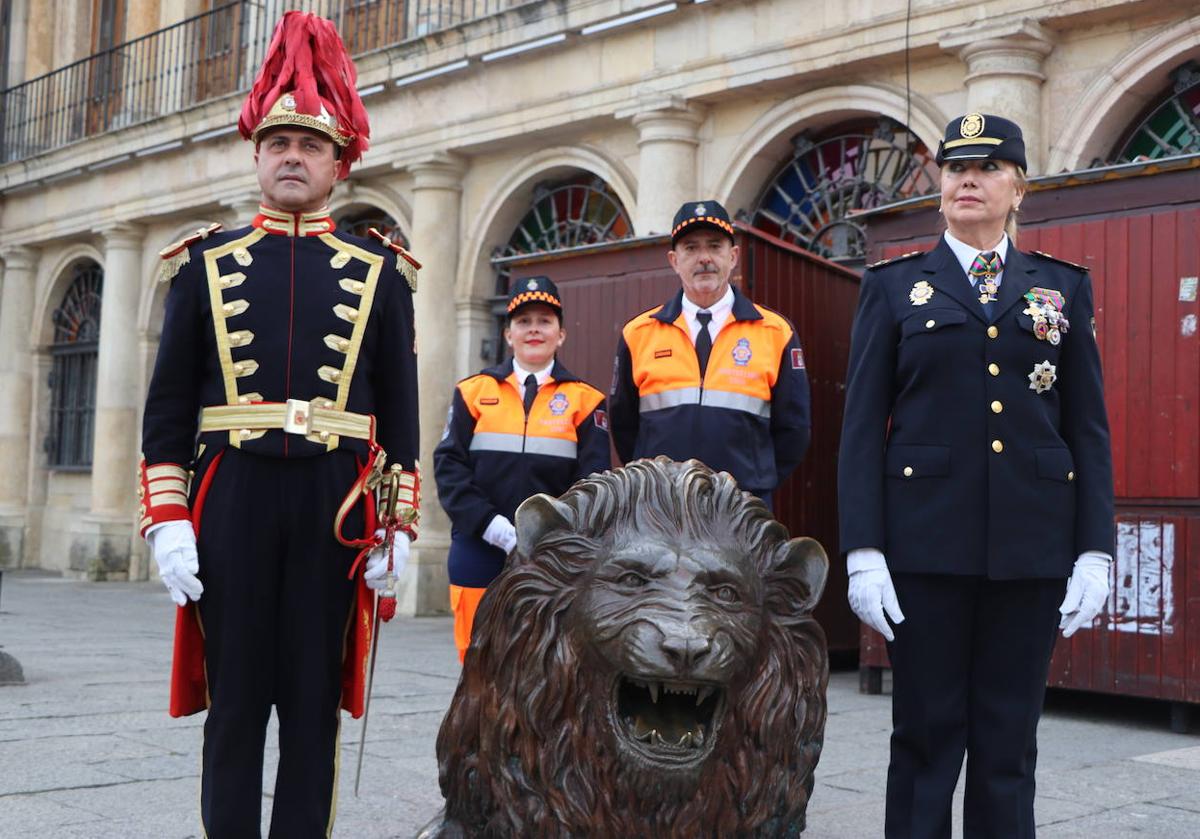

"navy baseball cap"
[506,275,562,318]
[670,200,735,246]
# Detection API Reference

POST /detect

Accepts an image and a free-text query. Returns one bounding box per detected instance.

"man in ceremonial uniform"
[609,200,811,506]
[138,12,419,836]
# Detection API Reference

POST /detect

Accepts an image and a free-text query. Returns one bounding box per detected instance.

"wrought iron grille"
[0,1,522,163]
[751,119,938,263]
[336,207,409,247]
[46,261,103,470]
[484,174,634,361]
[1112,62,1200,163]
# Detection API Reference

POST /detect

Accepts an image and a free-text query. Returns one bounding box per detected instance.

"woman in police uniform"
[838,114,1115,838]
[434,276,610,661]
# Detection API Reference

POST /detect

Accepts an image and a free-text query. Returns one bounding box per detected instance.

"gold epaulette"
[1032,251,1088,272]
[868,250,922,270]
[156,223,224,284]
[368,227,421,292]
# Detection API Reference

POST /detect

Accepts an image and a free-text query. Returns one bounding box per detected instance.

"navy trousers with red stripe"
[195,448,361,838]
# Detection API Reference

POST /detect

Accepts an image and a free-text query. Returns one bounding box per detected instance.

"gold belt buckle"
[284,398,313,435]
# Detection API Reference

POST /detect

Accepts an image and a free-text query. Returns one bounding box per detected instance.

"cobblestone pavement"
[1,571,1198,837]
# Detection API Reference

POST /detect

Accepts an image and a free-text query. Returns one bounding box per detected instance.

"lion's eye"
[617,571,648,588]
[713,585,740,604]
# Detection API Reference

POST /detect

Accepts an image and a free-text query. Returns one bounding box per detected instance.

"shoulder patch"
[368,227,421,292]
[867,250,923,270]
[1032,251,1088,272]
[156,223,223,284]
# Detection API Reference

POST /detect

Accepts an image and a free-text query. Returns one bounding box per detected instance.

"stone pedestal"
[941,19,1055,175]
[620,97,706,235]
[402,153,466,615]
[0,246,39,568]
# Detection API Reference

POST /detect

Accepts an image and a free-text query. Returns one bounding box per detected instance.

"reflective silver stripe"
[639,387,701,413]
[701,389,772,418]
[639,386,770,418]
[523,437,578,459]
[469,431,578,459]
[469,432,525,453]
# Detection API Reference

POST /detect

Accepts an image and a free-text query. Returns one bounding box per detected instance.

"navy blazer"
[837,237,1114,579]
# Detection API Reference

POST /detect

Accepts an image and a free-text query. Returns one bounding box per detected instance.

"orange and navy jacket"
[433,359,610,540]
[609,286,810,493]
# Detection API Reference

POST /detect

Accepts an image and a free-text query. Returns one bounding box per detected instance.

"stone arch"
[457,145,637,302]
[33,243,106,349]
[1046,16,1200,173]
[713,84,946,219]
[137,220,219,339]
[330,180,413,243]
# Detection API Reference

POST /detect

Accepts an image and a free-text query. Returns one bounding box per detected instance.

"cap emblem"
[527,279,539,290]
[694,204,706,215]
[282,94,296,111]
[960,113,984,139]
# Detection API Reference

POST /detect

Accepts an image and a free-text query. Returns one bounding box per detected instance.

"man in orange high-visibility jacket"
[610,200,810,508]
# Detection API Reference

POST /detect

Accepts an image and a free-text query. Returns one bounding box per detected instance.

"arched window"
[751,117,938,264]
[336,207,410,248]
[484,174,634,361]
[1112,61,1200,163]
[46,261,103,469]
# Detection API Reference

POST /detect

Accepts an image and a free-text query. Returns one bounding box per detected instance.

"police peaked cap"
[935,113,1027,172]
[671,200,736,245]
[506,276,563,318]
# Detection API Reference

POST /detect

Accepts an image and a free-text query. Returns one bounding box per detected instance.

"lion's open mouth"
[613,676,723,763]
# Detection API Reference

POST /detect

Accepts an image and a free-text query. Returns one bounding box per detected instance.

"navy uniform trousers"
[195,448,362,838]
[884,574,1066,839]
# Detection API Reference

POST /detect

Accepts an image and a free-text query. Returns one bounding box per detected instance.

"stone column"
[941,19,1055,175]
[619,96,706,235]
[0,246,39,568]
[77,224,145,580]
[400,153,465,616]
[223,195,263,228]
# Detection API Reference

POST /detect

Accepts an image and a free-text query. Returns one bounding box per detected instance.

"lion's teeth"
[696,685,714,705]
[648,682,660,703]
[651,729,664,746]
[677,732,692,747]
[693,728,705,747]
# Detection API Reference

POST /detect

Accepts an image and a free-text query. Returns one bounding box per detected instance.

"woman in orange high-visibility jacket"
[433,275,610,662]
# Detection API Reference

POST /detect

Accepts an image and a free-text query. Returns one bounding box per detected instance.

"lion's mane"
[434,458,828,837]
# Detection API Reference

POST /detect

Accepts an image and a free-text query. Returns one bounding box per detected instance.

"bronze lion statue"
[421,458,829,838]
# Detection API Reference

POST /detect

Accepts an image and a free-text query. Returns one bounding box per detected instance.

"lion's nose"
[660,635,711,671]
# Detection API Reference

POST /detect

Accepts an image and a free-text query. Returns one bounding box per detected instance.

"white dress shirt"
[512,358,554,401]
[680,285,735,343]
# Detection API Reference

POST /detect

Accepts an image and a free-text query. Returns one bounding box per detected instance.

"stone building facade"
[0,0,1197,613]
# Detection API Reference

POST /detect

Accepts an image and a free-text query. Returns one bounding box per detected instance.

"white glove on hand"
[847,548,906,642]
[147,521,202,607]
[1059,551,1111,637]
[482,515,518,555]
[364,529,410,591]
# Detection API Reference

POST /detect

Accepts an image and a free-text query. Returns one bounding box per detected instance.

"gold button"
[925,319,935,329]
[352,282,365,294]
[239,428,252,439]
[232,363,244,375]
[1068,471,1075,481]
[238,395,250,404]
[991,400,1003,414]
[992,439,1004,453]
[903,466,914,477]
[223,303,235,315]
[988,363,1000,376]
[987,325,999,339]
[319,431,331,442]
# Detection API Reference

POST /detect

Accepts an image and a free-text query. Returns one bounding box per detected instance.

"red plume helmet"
[238,11,369,179]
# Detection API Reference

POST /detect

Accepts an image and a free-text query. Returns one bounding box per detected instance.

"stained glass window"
[336,207,409,248]
[752,118,938,263]
[1112,62,1200,163]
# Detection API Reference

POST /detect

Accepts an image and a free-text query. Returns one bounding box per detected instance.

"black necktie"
[695,311,713,375]
[523,374,538,417]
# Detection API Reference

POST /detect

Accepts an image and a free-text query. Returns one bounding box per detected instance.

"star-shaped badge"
[1029,360,1057,393]
[909,280,934,306]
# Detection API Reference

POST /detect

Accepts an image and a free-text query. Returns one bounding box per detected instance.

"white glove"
[1059,551,1111,637]
[146,520,203,607]
[364,529,410,591]
[482,515,518,555]
[847,548,906,642]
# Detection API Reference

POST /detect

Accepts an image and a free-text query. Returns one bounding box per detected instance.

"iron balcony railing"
[0,0,519,164]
